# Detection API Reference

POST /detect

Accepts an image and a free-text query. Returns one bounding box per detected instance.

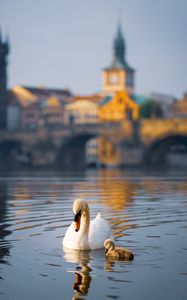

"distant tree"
[140,100,164,118]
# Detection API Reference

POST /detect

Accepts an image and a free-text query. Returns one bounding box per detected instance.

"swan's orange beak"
[74,210,81,232]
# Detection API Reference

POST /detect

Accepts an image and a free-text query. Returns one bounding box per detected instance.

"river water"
[0,169,187,300]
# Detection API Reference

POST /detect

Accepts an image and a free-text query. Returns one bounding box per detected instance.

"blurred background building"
[0,21,187,169]
[102,23,135,97]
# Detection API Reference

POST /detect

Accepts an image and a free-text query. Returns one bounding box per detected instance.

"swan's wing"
[89,214,113,249]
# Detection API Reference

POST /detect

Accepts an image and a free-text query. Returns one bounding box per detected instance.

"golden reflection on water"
[4,170,187,235]
[8,170,187,210]
[95,169,136,211]
[72,169,136,211]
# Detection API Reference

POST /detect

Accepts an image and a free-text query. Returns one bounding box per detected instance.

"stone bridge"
[0,122,131,168]
[0,118,187,168]
[138,118,187,166]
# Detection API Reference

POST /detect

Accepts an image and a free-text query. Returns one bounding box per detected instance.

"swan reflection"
[63,249,92,299]
[72,264,92,299]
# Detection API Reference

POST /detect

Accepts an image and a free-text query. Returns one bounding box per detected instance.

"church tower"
[102,22,135,96]
[0,30,9,129]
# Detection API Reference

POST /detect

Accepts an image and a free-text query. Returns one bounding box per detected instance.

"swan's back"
[89,213,113,249]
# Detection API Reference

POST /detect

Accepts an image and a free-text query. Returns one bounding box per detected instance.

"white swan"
[63,199,113,250]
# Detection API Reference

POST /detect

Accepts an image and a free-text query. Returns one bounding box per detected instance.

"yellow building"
[99,91,139,122]
[98,137,121,167]
[85,136,122,168]
[97,90,139,167]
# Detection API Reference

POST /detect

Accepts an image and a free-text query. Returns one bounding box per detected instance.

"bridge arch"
[57,133,96,168]
[143,134,187,166]
[56,132,118,169]
[0,140,22,167]
[0,139,32,168]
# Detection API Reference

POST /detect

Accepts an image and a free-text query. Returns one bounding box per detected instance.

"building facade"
[99,91,139,122]
[7,85,72,130]
[64,98,99,125]
[42,96,64,128]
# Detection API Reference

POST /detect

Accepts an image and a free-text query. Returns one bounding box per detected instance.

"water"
[0,169,187,300]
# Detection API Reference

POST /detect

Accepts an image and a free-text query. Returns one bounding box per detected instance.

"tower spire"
[114,20,125,65]
[5,32,10,48]
[117,8,123,27]
[103,18,135,96]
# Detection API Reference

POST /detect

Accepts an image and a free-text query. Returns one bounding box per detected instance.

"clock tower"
[0,30,9,129]
[102,22,135,96]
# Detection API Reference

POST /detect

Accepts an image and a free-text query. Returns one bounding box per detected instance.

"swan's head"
[73,199,89,232]
[104,239,115,254]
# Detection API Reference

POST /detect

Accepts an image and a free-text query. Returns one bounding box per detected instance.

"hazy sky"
[0,0,186,97]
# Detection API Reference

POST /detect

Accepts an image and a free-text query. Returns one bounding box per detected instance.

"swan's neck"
[80,204,90,235]
[76,204,90,249]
